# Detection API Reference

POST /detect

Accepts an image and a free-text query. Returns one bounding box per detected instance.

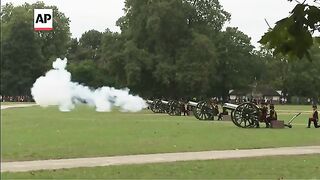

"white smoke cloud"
[31,58,147,112]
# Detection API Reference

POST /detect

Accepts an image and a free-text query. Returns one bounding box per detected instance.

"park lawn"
[2,154,320,179]
[1,102,35,105]
[275,104,313,111]
[2,105,320,161]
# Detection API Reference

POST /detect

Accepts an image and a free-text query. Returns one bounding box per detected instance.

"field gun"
[223,102,298,128]
[223,102,260,128]
[187,101,215,120]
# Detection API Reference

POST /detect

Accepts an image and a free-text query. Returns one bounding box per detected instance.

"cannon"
[146,100,157,112]
[152,99,170,113]
[148,99,218,119]
[187,101,215,120]
[147,99,165,113]
[223,102,260,128]
[167,100,182,116]
[147,99,182,115]
[158,100,183,116]
[223,102,299,128]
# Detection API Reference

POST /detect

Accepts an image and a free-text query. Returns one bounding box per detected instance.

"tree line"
[1,0,319,102]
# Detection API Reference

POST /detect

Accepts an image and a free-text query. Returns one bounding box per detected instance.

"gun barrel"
[161,100,169,104]
[146,100,154,104]
[188,101,198,106]
[223,103,238,110]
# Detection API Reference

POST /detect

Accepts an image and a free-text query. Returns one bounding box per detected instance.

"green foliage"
[1,19,44,95]
[176,32,216,96]
[2,0,319,100]
[285,40,320,98]
[260,1,320,60]
[255,39,320,101]
[213,27,255,98]
[66,30,103,62]
[1,2,70,95]
[68,60,104,88]
[107,0,250,98]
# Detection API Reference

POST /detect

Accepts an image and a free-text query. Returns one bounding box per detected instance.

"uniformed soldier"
[307,105,319,128]
[258,102,268,128]
[217,105,224,120]
[266,104,277,128]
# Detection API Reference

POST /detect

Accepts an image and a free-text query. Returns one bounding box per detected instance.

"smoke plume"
[31,58,147,112]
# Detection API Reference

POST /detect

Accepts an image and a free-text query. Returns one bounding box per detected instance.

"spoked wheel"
[232,102,259,128]
[151,99,163,113]
[148,101,156,113]
[194,101,214,120]
[161,102,170,113]
[168,100,182,116]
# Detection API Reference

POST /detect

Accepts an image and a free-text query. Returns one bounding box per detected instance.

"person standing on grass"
[307,105,319,128]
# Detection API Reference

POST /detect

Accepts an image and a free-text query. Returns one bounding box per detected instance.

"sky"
[2,0,298,47]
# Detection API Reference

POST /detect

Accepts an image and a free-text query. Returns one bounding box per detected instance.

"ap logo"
[34,9,53,31]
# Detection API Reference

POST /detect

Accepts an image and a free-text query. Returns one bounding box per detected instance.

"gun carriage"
[223,102,298,128]
[148,99,218,120]
[148,99,299,128]
[187,101,215,120]
[223,103,260,128]
[147,99,182,115]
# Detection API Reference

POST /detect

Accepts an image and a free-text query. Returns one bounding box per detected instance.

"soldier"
[183,100,189,116]
[266,104,277,128]
[217,105,225,121]
[307,105,319,128]
[214,104,219,117]
[258,102,268,128]
[207,98,215,120]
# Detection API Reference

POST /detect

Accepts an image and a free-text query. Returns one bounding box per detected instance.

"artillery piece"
[146,100,156,112]
[147,99,181,115]
[223,102,260,128]
[167,100,182,116]
[148,99,218,119]
[146,99,164,113]
[223,102,297,128]
[149,99,170,113]
[188,101,215,120]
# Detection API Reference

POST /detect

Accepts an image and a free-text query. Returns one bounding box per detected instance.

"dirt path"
[2,146,320,173]
[1,104,37,110]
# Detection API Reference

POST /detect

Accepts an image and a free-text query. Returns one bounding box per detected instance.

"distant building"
[229,86,281,104]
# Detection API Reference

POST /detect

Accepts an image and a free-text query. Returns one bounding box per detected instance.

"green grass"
[2,105,320,161]
[275,104,314,111]
[1,102,35,105]
[2,154,320,179]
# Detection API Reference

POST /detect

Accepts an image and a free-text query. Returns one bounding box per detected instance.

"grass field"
[1,105,320,162]
[0,102,35,105]
[2,154,320,179]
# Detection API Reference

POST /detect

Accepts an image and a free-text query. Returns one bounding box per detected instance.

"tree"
[175,32,217,97]
[68,60,105,88]
[260,0,320,60]
[110,0,231,98]
[213,27,256,100]
[285,40,320,102]
[256,39,320,103]
[1,17,44,95]
[1,2,71,95]
[78,30,103,61]
[67,30,103,65]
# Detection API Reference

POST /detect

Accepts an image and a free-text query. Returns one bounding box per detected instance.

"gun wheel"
[168,100,182,116]
[194,101,214,120]
[233,102,259,128]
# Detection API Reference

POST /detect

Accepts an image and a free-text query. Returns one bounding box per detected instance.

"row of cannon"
[146,99,219,121]
[146,99,294,128]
